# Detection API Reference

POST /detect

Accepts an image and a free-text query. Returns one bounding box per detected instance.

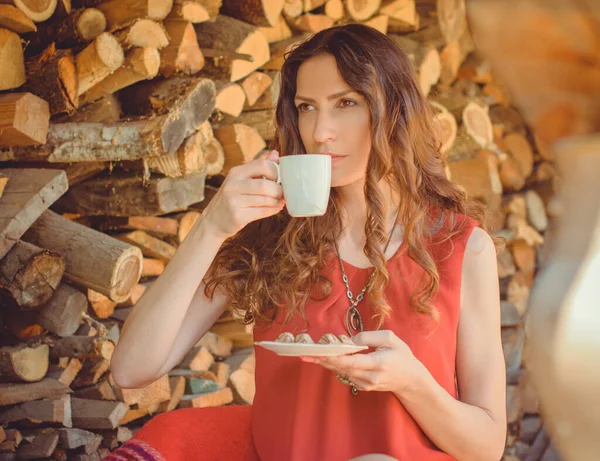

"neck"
[336,177,399,244]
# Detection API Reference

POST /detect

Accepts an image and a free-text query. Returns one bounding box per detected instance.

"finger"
[241,204,285,223]
[231,158,279,181]
[236,194,283,208]
[321,352,381,371]
[352,330,401,348]
[265,149,280,162]
[237,178,283,199]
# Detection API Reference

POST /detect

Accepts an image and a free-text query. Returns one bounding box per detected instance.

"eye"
[338,99,357,109]
[296,103,314,113]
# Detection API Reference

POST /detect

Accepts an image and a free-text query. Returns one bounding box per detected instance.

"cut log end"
[94,32,125,70]
[231,30,270,82]
[346,0,381,21]
[110,246,143,303]
[14,0,58,22]
[78,8,107,41]
[148,0,174,20]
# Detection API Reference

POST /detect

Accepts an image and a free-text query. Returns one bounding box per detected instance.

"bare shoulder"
[462,227,499,285]
[465,226,494,256]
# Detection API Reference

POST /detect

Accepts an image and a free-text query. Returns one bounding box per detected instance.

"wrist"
[395,357,430,400]
[189,214,228,248]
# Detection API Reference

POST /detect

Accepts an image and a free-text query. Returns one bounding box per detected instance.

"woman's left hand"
[300,330,426,395]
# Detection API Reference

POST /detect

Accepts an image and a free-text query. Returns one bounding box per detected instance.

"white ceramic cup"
[269,154,332,217]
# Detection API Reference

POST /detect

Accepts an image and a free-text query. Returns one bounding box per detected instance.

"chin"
[330,170,365,188]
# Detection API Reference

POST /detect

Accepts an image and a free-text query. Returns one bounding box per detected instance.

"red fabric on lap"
[102,405,259,461]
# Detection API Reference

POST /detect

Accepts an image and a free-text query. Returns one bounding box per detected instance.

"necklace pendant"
[345,307,363,336]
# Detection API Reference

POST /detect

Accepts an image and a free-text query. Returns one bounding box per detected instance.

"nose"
[312,111,336,145]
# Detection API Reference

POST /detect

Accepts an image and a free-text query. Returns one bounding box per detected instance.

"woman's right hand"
[201,150,285,241]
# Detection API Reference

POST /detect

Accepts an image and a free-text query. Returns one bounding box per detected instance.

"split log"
[194,15,270,82]
[209,362,230,388]
[103,216,179,236]
[0,93,49,148]
[221,0,284,27]
[112,19,168,50]
[235,109,275,141]
[241,71,272,107]
[179,387,233,408]
[118,76,216,146]
[447,151,502,207]
[93,0,173,30]
[258,14,292,43]
[159,20,203,77]
[289,13,334,33]
[72,379,116,400]
[215,123,267,174]
[438,28,475,86]
[147,121,225,177]
[282,0,301,18]
[382,0,418,33]
[49,336,114,361]
[0,378,71,406]
[22,45,78,115]
[0,169,68,260]
[345,0,380,21]
[436,0,466,43]
[116,282,145,307]
[117,230,176,262]
[302,0,326,12]
[115,374,170,412]
[244,70,279,111]
[22,8,106,56]
[88,289,116,319]
[46,357,83,386]
[214,82,246,117]
[180,345,214,371]
[0,4,36,33]
[389,35,439,97]
[0,395,72,427]
[15,430,59,460]
[262,34,308,70]
[70,398,128,430]
[80,47,160,106]
[500,132,534,179]
[0,241,64,310]
[157,376,185,412]
[224,348,255,404]
[71,360,110,387]
[197,331,233,359]
[0,173,7,198]
[22,210,143,303]
[167,0,210,22]
[58,428,99,452]
[511,239,536,277]
[59,172,206,216]
[525,190,548,232]
[363,14,388,34]
[0,28,25,90]
[142,258,164,277]
[499,156,526,192]
[178,210,200,243]
[0,344,49,383]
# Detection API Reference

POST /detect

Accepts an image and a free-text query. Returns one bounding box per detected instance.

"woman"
[108,24,506,461]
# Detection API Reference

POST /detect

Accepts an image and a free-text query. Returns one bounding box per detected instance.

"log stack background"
[0,0,562,459]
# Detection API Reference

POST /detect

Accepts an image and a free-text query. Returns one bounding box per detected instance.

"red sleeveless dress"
[251,213,477,461]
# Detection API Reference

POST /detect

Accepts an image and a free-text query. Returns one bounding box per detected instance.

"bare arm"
[110,154,285,389]
[395,228,507,461]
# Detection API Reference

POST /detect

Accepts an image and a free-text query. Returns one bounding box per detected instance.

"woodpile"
[0,0,561,460]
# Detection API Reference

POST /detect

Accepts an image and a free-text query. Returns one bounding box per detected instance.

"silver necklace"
[334,211,401,337]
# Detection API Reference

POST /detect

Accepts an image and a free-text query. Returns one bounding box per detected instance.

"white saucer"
[254,341,368,357]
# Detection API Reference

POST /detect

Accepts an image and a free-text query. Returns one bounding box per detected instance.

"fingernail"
[300,357,315,363]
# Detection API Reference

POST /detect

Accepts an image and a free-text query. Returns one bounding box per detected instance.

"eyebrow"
[294,89,357,103]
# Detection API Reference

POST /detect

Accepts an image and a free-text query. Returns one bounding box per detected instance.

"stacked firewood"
[0,0,562,459]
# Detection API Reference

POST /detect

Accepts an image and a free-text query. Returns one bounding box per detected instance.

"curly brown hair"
[205,24,494,330]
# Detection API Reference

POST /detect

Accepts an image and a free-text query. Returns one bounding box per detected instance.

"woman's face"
[294,54,372,187]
